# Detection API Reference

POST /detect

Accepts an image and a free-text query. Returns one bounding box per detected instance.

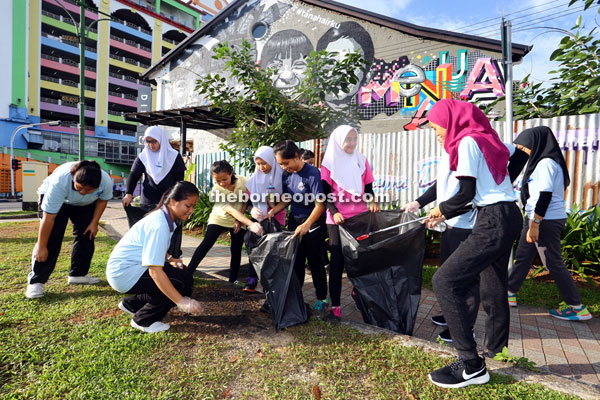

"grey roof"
[142,0,531,80]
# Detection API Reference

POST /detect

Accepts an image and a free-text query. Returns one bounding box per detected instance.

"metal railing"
[40,75,60,83]
[40,96,59,104]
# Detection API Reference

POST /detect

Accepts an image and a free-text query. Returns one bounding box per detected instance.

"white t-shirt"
[455,137,516,207]
[524,158,567,220]
[38,162,113,214]
[437,152,476,229]
[106,209,175,293]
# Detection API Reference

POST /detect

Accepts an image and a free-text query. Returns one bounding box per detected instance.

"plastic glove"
[177,297,203,315]
[250,207,265,221]
[401,201,420,213]
[249,222,264,236]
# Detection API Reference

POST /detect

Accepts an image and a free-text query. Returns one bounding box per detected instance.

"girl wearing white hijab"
[243,146,286,292]
[123,126,186,213]
[122,126,187,258]
[321,125,380,319]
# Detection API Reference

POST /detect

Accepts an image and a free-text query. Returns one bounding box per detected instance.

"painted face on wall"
[266,54,309,93]
[324,37,365,102]
[261,29,314,96]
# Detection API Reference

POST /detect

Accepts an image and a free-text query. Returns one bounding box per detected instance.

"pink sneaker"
[330,306,342,319]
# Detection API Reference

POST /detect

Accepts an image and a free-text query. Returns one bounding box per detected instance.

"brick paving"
[11,199,599,387]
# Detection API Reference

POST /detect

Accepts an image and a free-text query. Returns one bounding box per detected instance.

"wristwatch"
[532,217,542,224]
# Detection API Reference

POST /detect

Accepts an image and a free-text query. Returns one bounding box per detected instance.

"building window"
[251,22,268,39]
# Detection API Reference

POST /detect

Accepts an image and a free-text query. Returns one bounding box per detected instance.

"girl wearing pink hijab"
[424,99,522,389]
[321,125,380,320]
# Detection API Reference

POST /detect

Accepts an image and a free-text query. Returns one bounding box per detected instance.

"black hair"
[211,160,237,184]
[316,21,374,86]
[301,149,315,160]
[273,140,300,160]
[70,160,102,188]
[261,29,313,69]
[156,181,200,212]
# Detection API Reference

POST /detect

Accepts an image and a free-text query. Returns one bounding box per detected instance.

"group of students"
[23,99,592,388]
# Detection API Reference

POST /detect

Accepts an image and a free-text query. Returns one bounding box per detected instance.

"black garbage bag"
[245,219,309,331]
[339,210,425,335]
[124,205,150,228]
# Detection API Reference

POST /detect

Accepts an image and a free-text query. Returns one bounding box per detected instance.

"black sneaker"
[438,329,452,342]
[428,357,490,388]
[431,315,447,326]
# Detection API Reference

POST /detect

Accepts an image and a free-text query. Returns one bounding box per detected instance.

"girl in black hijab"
[508,126,591,321]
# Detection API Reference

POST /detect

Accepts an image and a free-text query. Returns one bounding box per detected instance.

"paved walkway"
[4,199,599,389]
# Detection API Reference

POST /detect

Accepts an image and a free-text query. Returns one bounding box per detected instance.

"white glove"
[250,207,265,222]
[401,201,421,213]
[177,297,203,315]
[249,222,264,236]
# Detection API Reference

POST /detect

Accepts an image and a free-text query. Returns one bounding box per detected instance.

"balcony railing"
[41,74,60,83]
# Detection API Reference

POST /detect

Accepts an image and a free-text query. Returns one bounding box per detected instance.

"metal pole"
[79,1,86,160]
[180,117,187,156]
[9,121,60,198]
[505,20,513,142]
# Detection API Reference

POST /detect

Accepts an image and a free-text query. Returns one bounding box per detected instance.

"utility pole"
[52,1,113,160]
[501,18,514,142]
[79,0,86,160]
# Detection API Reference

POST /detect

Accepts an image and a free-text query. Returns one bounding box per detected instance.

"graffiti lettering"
[295,7,340,29]
[416,157,440,189]
[393,64,425,97]
[459,58,505,101]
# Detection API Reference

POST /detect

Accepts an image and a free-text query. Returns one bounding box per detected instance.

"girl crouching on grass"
[187,161,263,283]
[106,181,203,333]
[321,125,380,320]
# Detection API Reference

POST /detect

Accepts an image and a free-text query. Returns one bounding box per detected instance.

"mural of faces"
[316,21,375,105]
[167,45,211,109]
[260,29,313,95]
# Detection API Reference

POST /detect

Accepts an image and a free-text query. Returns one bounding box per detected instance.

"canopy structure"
[125,106,236,154]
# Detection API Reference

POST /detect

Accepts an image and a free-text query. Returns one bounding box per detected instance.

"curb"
[0,213,37,220]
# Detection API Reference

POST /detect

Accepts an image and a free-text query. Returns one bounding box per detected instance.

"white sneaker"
[130,319,170,333]
[26,283,44,299]
[68,275,101,285]
[118,301,135,316]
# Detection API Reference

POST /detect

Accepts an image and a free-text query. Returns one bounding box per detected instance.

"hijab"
[246,146,284,215]
[513,126,570,204]
[426,99,509,185]
[321,125,367,195]
[138,126,179,184]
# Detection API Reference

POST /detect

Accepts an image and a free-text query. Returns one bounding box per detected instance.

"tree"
[195,39,368,170]
[484,0,600,120]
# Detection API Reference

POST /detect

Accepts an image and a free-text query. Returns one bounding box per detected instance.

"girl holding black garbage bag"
[269,140,329,311]
[508,126,591,321]
[186,161,263,283]
[424,99,523,389]
[321,125,380,320]
[107,181,203,333]
[243,146,287,292]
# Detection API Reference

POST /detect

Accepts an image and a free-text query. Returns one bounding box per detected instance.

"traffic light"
[11,159,21,171]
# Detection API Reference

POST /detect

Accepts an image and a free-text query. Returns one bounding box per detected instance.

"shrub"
[561,204,600,280]
[184,193,213,231]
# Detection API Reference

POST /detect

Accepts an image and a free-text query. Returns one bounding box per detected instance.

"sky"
[333,0,600,85]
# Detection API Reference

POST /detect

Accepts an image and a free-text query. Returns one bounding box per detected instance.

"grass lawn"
[0,221,580,399]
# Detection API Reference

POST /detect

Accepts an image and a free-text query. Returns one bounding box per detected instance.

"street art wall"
[158,0,507,130]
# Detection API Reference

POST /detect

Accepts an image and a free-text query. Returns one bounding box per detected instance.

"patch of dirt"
[0,221,39,237]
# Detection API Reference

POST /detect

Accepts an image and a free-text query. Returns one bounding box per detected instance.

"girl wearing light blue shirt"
[26,161,113,299]
[107,181,204,333]
[509,127,591,321]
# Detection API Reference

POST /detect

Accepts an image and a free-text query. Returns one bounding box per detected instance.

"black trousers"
[125,204,183,258]
[288,218,328,301]
[509,217,581,305]
[122,265,193,327]
[28,198,97,284]
[187,224,245,282]
[327,224,344,307]
[432,202,522,360]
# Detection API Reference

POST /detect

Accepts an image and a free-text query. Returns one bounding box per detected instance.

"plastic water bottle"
[427,221,447,233]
